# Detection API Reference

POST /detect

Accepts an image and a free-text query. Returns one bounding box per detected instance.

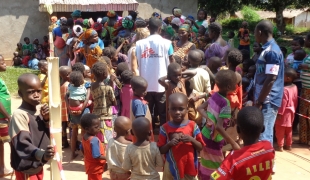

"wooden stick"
[47,32,63,180]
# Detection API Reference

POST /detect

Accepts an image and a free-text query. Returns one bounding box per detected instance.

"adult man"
[136,17,174,126]
[254,20,284,144]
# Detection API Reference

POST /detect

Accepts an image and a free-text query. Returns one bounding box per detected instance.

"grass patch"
[0,67,39,95]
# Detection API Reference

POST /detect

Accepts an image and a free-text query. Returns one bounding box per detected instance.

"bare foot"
[0,168,13,177]
[276,146,283,152]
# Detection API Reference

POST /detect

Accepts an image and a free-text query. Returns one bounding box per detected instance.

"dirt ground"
[1,97,310,180]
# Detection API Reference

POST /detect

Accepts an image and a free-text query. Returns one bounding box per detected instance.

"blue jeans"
[259,103,279,145]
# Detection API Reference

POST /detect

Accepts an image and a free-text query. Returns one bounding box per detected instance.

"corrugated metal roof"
[39,0,139,12]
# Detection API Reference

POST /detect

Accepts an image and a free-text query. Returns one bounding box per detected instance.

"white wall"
[136,0,198,19]
[294,11,310,28]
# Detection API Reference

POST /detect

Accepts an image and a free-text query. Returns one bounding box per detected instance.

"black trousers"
[145,92,166,127]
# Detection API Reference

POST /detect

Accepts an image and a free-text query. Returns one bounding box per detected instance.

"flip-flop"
[0,169,14,177]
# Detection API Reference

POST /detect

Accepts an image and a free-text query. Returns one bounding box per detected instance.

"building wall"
[294,11,310,28]
[136,0,198,19]
[0,0,49,61]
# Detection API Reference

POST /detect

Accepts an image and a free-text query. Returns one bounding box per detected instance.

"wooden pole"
[47,32,62,180]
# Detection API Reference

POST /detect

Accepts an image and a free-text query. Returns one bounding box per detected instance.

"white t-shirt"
[136,34,173,92]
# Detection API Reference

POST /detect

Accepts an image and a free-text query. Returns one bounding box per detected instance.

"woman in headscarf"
[128,27,150,76]
[173,24,196,60]
[92,22,105,50]
[204,22,229,64]
[105,10,118,47]
[71,10,83,21]
[77,29,102,72]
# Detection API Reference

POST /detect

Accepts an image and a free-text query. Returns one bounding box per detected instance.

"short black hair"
[280,46,288,56]
[188,50,203,67]
[148,17,162,32]
[285,67,297,80]
[197,9,207,19]
[242,77,250,91]
[67,18,74,27]
[294,49,306,60]
[215,69,237,91]
[240,49,250,62]
[131,76,147,90]
[228,31,235,38]
[293,37,305,47]
[237,106,264,138]
[168,93,188,106]
[72,62,85,74]
[256,20,273,37]
[102,47,116,59]
[168,62,181,75]
[208,22,222,35]
[69,71,84,86]
[132,117,151,140]
[91,61,108,78]
[24,37,29,41]
[173,55,182,65]
[18,73,39,88]
[116,62,129,76]
[227,48,243,67]
[121,70,133,84]
[80,113,99,129]
[38,60,47,68]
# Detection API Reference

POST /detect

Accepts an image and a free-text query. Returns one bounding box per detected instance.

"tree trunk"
[275,5,286,35]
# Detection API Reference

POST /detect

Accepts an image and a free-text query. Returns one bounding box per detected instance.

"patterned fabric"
[299,88,310,144]
[91,85,115,119]
[173,41,195,60]
[204,43,229,64]
[60,81,69,122]
[301,55,310,88]
[157,120,205,180]
[199,93,231,180]
[38,74,48,104]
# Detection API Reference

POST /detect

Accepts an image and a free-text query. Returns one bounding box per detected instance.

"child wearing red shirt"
[211,107,275,180]
[80,114,106,180]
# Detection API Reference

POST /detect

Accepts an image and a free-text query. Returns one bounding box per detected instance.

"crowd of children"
[1,7,310,180]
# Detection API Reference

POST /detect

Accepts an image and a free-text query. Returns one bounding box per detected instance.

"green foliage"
[221,18,260,32]
[198,0,242,18]
[0,67,39,95]
[241,6,260,22]
[285,25,309,35]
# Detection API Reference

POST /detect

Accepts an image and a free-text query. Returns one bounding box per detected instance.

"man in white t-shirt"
[136,17,174,126]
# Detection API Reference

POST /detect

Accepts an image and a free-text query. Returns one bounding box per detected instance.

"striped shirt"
[301,55,310,88]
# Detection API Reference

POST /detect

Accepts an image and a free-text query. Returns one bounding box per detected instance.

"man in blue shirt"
[254,20,284,145]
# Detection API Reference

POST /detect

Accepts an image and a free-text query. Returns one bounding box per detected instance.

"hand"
[168,137,180,147]
[189,96,199,103]
[124,40,129,45]
[254,102,262,110]
[40,103,49,121]
[232,142,241,150]
[180,135,194,143]
[110,73,117,82]
[299,63,308,70]
[43,145,55,162]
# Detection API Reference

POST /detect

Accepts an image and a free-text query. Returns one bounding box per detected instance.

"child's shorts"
[70,108,90,125]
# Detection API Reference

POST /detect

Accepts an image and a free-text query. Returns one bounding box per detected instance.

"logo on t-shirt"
[265,64,279,75]
[141,47,163,58]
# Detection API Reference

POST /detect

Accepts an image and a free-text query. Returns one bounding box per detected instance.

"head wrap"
[60,17,67,26]
[152,12,161,19]
[92,22,103,32]
[171,17,182,27]
[83,19,89,27]
[73,25,84,37]
[51,16,58,23]
[97,18,102,23]
[71,10,82,17]
[107,10,116,18]
[79,28,98,42]
[122,17,134,29]
[187,15,195,21]
[179,24,190,32]
[101,17,109,25]
[174,9,182,17]
[165,26,175,38]
[56,20,61,26]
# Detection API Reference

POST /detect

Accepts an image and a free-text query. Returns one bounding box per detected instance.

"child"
[280,46,288,59]
[21,50,31,67]
[120,70,133,119]
[238,21,250,51]
[28,53,39,70]
[61,26,70,42]
[252,42,262,62]
[80,114,106,180]
[242,58,255,77]
[22,37,34,52]
[60,66,71,148]
[68,71,91,160]
[198,70,241,179]
[36,44,46,60]
[158,93,205,180]
[206,56,222,89]
[275,68,298,151]
[236,49,250,75]
[38,60,48,104]
[91,62,116,144]
[9,73,54,179]
[42,36,50,57]
[158,62,196,121]
[103,46,128,68]
[106,116,132,180]
[243,65,256,106]
[227,31,235,48]
[15,43,23,57]
[33,39,39,53]
[210,107,275,180]
[13,52,22,66]
[188,50,211,95]
[123,117,164,179]
[285,37,304,67]
[130,76,154,142]
[84,65,92,83]
[0,56,13,177]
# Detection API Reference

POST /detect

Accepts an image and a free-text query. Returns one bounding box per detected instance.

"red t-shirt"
[157,120,206,179]
[211,141,275,180]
